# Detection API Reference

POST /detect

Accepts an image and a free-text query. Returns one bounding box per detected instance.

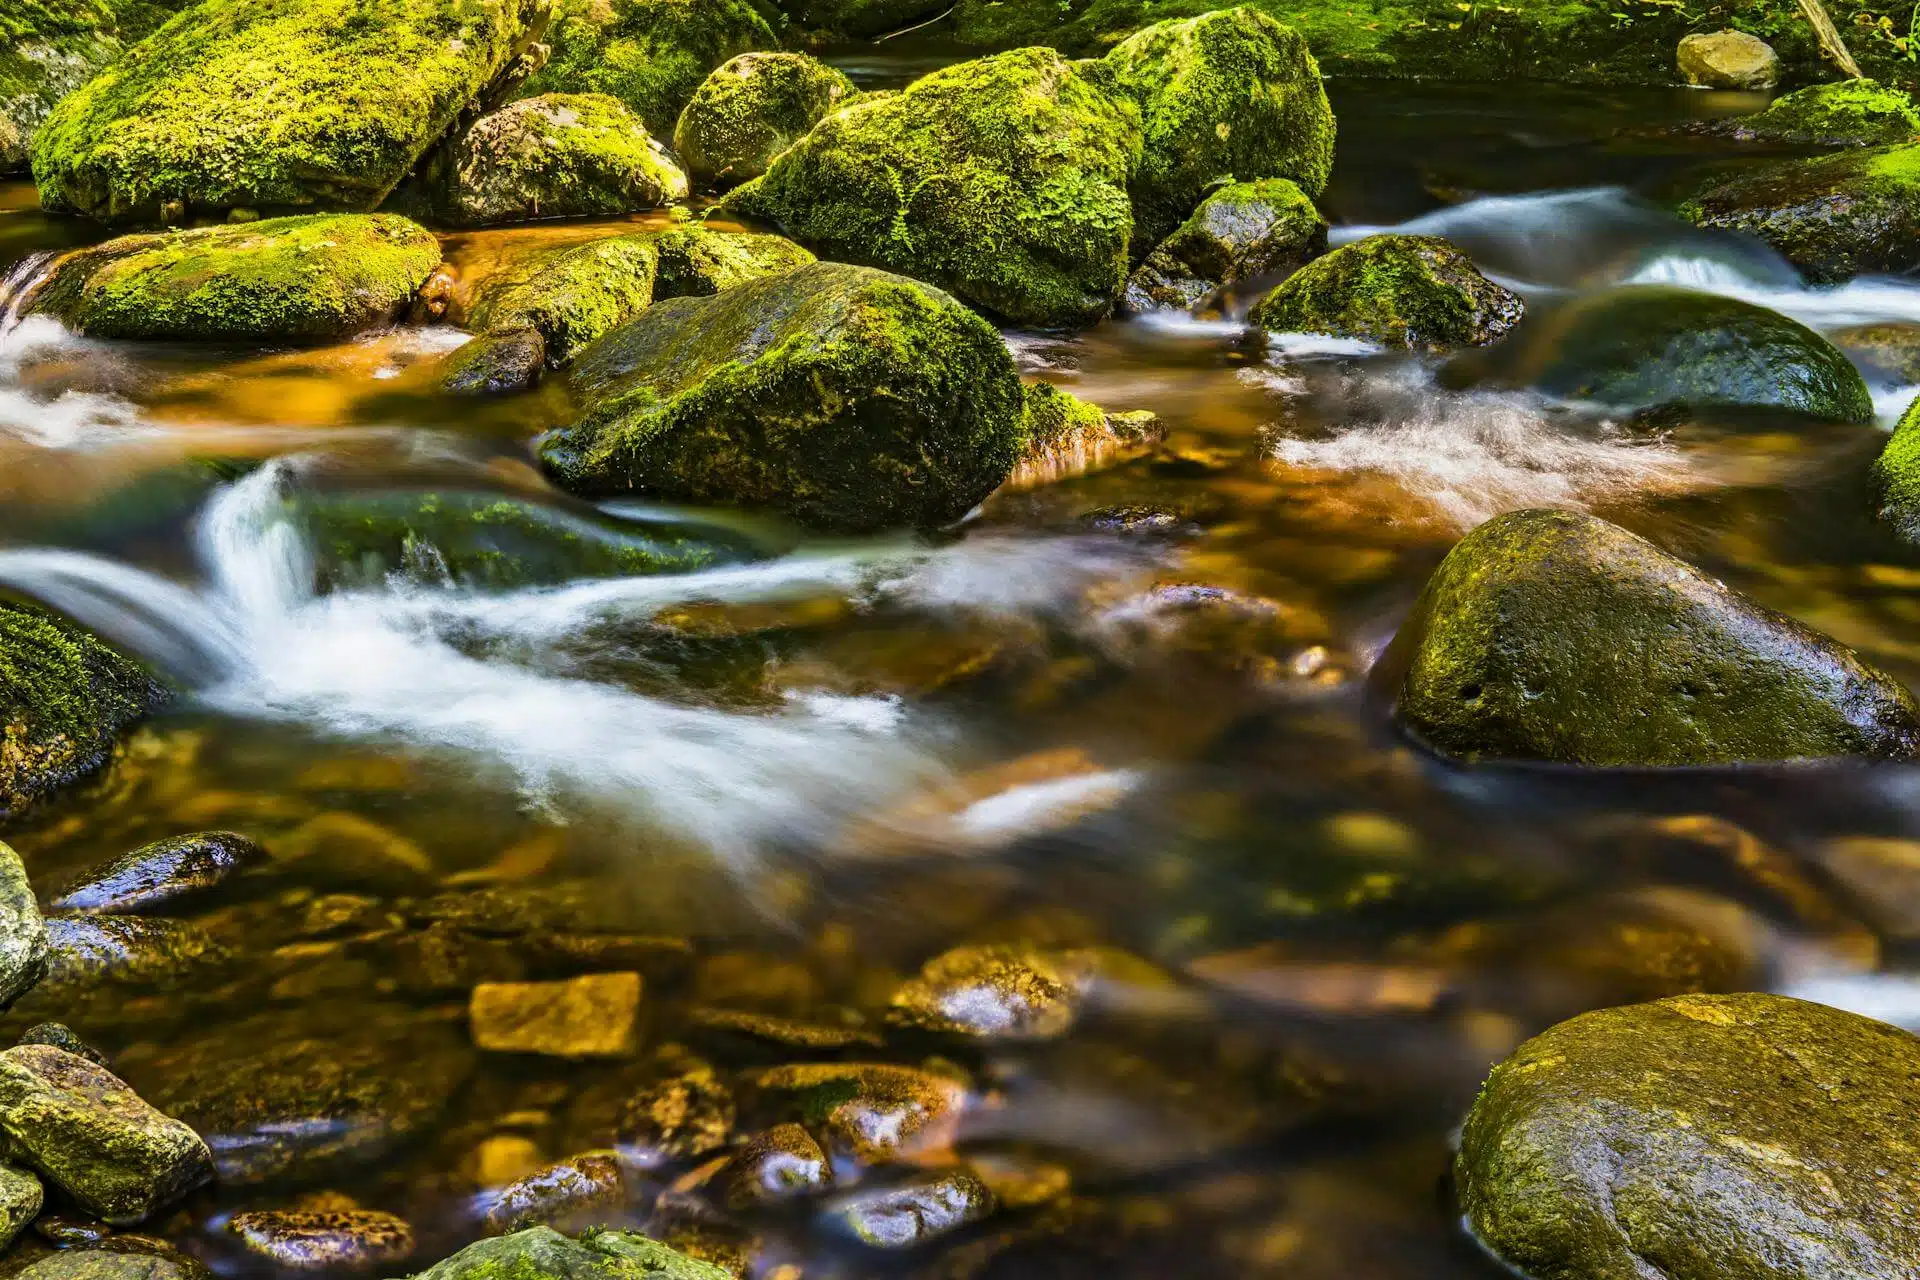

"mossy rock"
[413,1227,733,1280]
[1457,993,1920,1280]
[651,225,814,298]
[1122,176,1326,312]
[0,842,47,1010]
[0,0,191,175]
[1099,8,1334,245]
[30,214,442,343]
[518,0,776,138]
[29,0,549,223]
[1249,233,1521,350]
[0,1164,39,1251]
[1456,285,1872,423]
[1871,391,1920,539]
[783,0,946,37]
[437,93,687,227]
[465,236,661,366]
[1680,143,1920,284]
[673,53,854,189]
[719,47,1142,328]
[0,602,161,822]
[1724,77,1920,146]
[15,1247,214,1280]
[440,329,547,396]
[543,261,1027,532]
[1389,508,1920,765]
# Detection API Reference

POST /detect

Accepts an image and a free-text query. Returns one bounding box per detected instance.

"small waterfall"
[0,252,58,337]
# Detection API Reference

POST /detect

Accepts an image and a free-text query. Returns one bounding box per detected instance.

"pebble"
[469,972,643,1058]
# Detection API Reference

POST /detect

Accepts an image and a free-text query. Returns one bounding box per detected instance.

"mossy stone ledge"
[463,236,662,367]
[1249,233,1521,351]
[30,0,551,223]
[1390,508,1920,765]
[674,53,855,190]
[435,93,687,227]
[543,261,1027,532]
[30,214,442,343]
[1458,993,1920,1280]
[1717,77,1920,147]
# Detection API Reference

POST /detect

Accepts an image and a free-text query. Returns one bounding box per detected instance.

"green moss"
[413,1228,734,1280]
[0,0,191,174]
[1098,8,1333,244]
[1681,141,1920,283]
[1458,994,1920,1280]
[30,0,549,223]
[672,52,854,189]
[1249,232,1521,350]
[466,235,661,365]
[545,261,1028,531]
[651,225,814,297]
[1019,381,1108,452]
[1390,508,1920,764]
[31,214,441,342]
[719,47,1142,328]
[519,0,776,138]
[1873,392,1920,538]
[1733,77,1920,145]
[437,93,686,227]
[1124,175,1325,310]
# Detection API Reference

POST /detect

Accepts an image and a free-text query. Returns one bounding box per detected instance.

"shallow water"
[4,75,1920,1280]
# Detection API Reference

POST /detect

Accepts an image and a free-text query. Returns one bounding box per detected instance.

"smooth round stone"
[827,1170,996,1248]
[227,1207,415,1270]
[51,831,264,914]
[888,944,1092,1040]
[722,1124,832,1209]
[483,1151,625,1234]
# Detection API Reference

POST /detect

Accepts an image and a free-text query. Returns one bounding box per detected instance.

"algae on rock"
[650,225,814,298]
[436,93,687,227]
[1681,142,1920,283]
[674,53,855,189]
[1250,233,1521,350]
[413,1226,733,1280]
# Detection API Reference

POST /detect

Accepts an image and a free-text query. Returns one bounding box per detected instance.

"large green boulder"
[414,1227,731,1280]
[673,52,855,189]
[29,214,441,343]
[435,93,686,226]
[1249,233,1521,350]
[1122,177,1326,312]
[1680,143,1920,284]
[463,235,660,367]
[1720,77,1920,147]
[543,262,1027,531]
[518,0,775,138]
[1,0,190,174]
[30,0,549,223]
[1099,7,1334,245]
[650,225,813,297]
[1390,509,1920,765]
[0,603,160,821]
[720,48,1142,328]
[1458,994,1920,1280]
[1455,285,1872,424]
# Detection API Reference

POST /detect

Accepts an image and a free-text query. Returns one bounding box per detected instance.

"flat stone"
[227,1207,415,1271]
[470,973,642,1058]
[50,831,265,914]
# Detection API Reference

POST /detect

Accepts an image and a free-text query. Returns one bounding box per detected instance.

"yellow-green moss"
[1873,391,1920,539]
[437,93,687,227]
[466,235,661,365]
[0,0,190,174]
[672,52,853,189]
[651,225,814,297]
[1249,232,1520,350]
[1681,141,1920,282]
[413,1228,734,1280]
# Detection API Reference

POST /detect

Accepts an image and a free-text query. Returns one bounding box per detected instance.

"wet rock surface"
[484,1152,625,1233]
[226,1206,415,1271]
[470,972,643,1058]
[50,831,264,915]
[1250,233,1521,350]
[1122,177,1327,313]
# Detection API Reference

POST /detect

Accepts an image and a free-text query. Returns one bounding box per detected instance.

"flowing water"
[5,72,1920,1279]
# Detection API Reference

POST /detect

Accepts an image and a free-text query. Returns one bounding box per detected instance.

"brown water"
[3,75,1920,1280]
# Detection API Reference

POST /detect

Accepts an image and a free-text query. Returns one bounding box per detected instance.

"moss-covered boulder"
[0,602,161,821]
[30,0,549,223]
[1680,143,1920,284]
[1458,993,1920,1280]
[465,236,659,366]
[674,53,854,189]
[1723,77,1920,147]
[1390,508,1920,765]
[0,843,47,1010]
[518,0,775,138]
[543,262,1027,531]
[1459,285,1872,423]
[440,329,547,396]
[651,225,813,298]
[437,93,686,226]
[1871,391,1920,539]
[719,48,1142,328]
[416,1228,732,1280]
[1249,233,1521,350]
[1,0,191,175]
[1122,177,1325,312]
[30,214,441,343]
[1099,8,1334,245]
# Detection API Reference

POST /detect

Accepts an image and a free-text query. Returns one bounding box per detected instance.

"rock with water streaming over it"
[226,1205,415,1271]
[413,1226,733,1280]
[1389,509,1920,765]
[1680,143,1920,284]
[544,262,1028,532]
[0,1045,213,1224]
[673,53,856,189]
[1675,29,1779,89]
[1249,234,1522,351]
[1122,177,1327,313]
[52,831,265,914]
[1457,993,1920,1280]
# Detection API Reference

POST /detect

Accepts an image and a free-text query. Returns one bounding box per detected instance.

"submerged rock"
[437,94,687,227]
[746,1062,966,1164]
[1676,29,1779,89]
[1458,994,1920,1280]
[1390,509,1920,765]
[828,1170,996,1249]
[674,53,855,189]
[227,1207,415,1271]
[719,48,1142,328]
[0,842,46,1009]
[52,831,264,914]
[0,1164,40,1250]
[470,972,643,1058]
[414,1227,732,1280]
[465,236,660,367]
[649,226,815,299]
[0,1045,212,1224]
[617,1049,736,1160]
[545,262,1027,532]
[1099,8,1335,245]
[30,0,549,222]
[31,215,442,342]
[888,944,1093,1040]
[520,0,775,137]
[1250,234,1521,350]
[485,1152,625,1233]
[1122,177,1326,312]
[38,915,231,992]
[722,1124,831,1208]
[1680,143,1920,283]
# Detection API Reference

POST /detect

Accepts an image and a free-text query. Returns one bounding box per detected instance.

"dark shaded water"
[4,74,1920,1280]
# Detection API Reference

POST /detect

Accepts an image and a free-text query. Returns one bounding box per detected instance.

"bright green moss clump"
[673,53,855,189]
[437,94,687,227]
[720,48,1142,328]
[1123,176,1325,311]
[518,0,776,138]
[1099,8,1334,244]
[30,0,549,223]
[544,261,1028,531]
[31,214,441,342]
[465,236,662,366]
[414,1227,734,1280]
[0,601,162,821]
[0,0,190,173]
[651,225,814,297]
[1681,142,1920,283]
[1727,77,1920,146]
[1390,509,1920,765]
[1249,233,1521,350]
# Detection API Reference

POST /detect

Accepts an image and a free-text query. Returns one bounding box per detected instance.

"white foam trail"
[1623,255,1920,331]
[1263,332,1383,359]
[0,315,151,449]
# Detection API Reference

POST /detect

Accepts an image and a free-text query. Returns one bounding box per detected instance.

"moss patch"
[673,52,854,189]
[436,93,686,227]
[1726,76,1920,145]
[1123,175,1325,311]
[1680,142,1920,283]
[466,235,661,366]
[1873,390,1920,538]
[0,0,190,174]
[414,1227,734,1280]
[1249,232,1520,350]
[651,225,814,297]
